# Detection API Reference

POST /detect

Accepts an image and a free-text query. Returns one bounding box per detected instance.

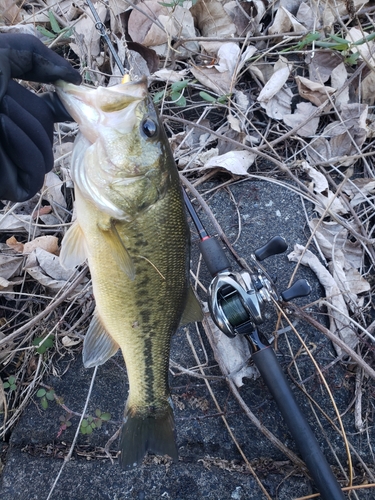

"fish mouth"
[55,77,148,107]
[55,78,149,140]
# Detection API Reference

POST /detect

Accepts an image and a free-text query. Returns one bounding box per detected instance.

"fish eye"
[141,118,158,138]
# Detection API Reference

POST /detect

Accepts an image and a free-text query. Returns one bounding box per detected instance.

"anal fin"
[83,309,119,368]
[179,287,203,326]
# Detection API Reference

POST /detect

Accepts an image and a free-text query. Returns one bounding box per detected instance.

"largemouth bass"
[56,78,202,468]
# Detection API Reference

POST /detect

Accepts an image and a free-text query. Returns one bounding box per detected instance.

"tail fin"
[119,403,178,469]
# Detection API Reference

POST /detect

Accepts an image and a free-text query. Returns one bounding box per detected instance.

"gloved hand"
[0,33,82,202]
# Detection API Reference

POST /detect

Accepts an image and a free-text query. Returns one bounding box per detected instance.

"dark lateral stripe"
[143,336,155,405]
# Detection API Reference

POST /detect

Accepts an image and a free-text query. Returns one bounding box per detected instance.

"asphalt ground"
[0,178,373,499]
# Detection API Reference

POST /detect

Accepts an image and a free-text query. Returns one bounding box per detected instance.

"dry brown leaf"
[234,90,250,113]
[330,260,370,309]
[0,276,23,293]
[42,172,67,219]
[0,276,13,289]
[0,0,22,23]
[257,65,290,103]
[296,2,319,30]
[0,213,41,236]
[203,150,256,175]
[24,248,88,296]
[191,0,236,38]
[62,336,82,347]
[6,235,59,255]
[6,236,24,253]
[268,6,305,35]
[202,304,258,386]
[308,219,370,310]
[168,5,199,57]
[288,244,358,352]
[227,113,241,133]
[342,178,375,207]
[153,68,189,82]
[31,206,53,222]
[191,63,232,94]
[344,268,370,296]
[302,162,348,215]
[330,63,349,106]
[257,58,293,119]
[25,248,72,282]
[307,104,368,167]
[361,71,375,105]
[0,248,23,280]
[191,43,256,94]
[23,236,59,256]
[309,219,363,269]
[128,2,197,57]
[261,87,293,120]
[295,76,335,107]
[308,51,343,83]
[302,162,330,193]
[283,102,320,137]
[128,1,168,46]
[224,0,265,35]
[322,0,369,26]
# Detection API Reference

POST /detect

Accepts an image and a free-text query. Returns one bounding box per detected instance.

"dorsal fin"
[83,309,119,368]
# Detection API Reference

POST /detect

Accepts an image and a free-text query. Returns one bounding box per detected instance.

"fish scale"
[56,78,202,468]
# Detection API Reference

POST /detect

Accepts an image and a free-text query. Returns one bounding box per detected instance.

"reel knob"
[254,236,288,261]
[281,279,311,301]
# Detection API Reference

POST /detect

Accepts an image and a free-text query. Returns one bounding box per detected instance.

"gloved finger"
[1,81,54,170]
[0,34,81,100]
[0,115,46,202]
[0,145,26,201]
[39,92,74,122]
[3,80,55,142]
[0,53,11,102]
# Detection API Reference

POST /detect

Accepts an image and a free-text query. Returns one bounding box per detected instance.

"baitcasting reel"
[203,235,311,344]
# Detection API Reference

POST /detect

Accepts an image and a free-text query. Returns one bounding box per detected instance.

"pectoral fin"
[83,309,119,368]
[99,222,136,280]
[179,287,203,326]
[60,221,87,269]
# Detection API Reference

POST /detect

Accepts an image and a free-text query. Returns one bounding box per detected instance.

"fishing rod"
[86,0,126,74]
[82,3,345,498]
[183,193,345,500]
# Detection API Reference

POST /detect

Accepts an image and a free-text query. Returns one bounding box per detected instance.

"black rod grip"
[252,347,345,500]
[198,237,231,276]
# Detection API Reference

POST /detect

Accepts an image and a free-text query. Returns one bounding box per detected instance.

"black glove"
[0,34,82,202]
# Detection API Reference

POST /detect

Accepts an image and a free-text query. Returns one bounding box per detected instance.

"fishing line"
[86,0,127,75]
[46,366,98,500]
